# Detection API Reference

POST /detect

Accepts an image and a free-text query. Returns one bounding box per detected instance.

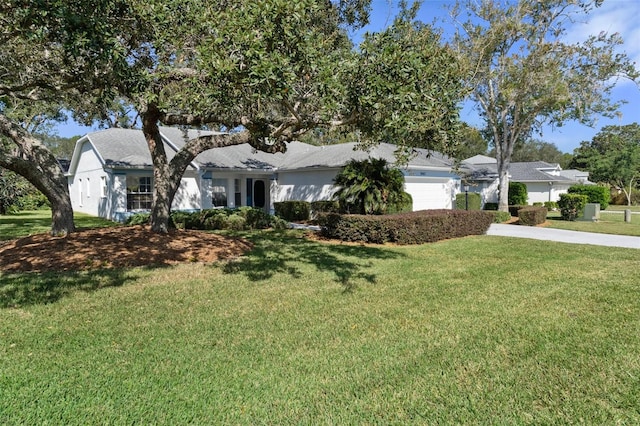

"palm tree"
[333,158,409,214]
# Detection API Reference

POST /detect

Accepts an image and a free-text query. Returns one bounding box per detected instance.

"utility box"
[582,203,600,222]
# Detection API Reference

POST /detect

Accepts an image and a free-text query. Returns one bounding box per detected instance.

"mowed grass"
[1,214,639,423]
[545,210,640,236]
[0,210,118,240]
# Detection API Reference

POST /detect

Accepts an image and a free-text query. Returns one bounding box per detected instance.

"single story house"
[460,155,590,206]
[66,127,461,222]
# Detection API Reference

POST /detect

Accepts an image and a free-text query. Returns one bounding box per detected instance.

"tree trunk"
[0,114,75,236]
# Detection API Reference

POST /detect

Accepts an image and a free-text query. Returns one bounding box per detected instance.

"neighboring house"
[460,156,587,206]
[66,127,461,222]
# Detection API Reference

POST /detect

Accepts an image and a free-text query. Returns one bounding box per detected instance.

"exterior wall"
[172,172,202,211]
[68,142,109,218]
[273,169,338,203]
[525,182,571,204]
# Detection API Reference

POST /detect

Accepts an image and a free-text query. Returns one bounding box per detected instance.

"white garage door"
[404,178,452,211]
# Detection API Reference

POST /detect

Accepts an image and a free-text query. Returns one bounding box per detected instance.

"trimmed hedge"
[518,207,547,226]
[310,200,339,217]
[509,182,528,206]
[483,202,499,211]
[126,208,286,230]
[508,205,527,217]
[544,201,558,211]
[490,211,512,223]
[455,192,482,210]
[317,210,494,245]
[558,194,588,221]
[568,184,610,210]
[274,201,311,222]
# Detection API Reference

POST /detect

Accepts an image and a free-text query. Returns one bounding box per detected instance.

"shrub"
[610,188,640,206]
[568,185,610,210]
[386,191,413,214]
[239,207,272,229]
[518,207,547,226]
[274,201,310,222]
[126,212,150,225]
[226,213,247,230]
[455,192,482,210]
[490,211,512,223]
[508,182,528,206]
[508,205,527,217]
[558,193,588,221]
[200,209,230,230]
[483,202,499,211]
[544,201,558,211]
[533,202,543,207]
[317,210,494,245]
[310,200,339,218]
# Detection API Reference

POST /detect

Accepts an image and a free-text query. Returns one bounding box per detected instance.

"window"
[127,176,153,210]
[234,179,242,207]
[86,178,90,198]
[78,178,83,206]
[100,176,107,198]
[212,179,227,207]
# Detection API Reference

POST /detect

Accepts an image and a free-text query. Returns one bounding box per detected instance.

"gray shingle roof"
[73,127,454,172]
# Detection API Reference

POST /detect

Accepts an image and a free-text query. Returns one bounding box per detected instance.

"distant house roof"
[67,127,454,175]
[460,156,577,184]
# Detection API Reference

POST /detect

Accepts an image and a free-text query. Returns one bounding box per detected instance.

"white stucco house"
[66,127,461,222]
[460,155,590,206]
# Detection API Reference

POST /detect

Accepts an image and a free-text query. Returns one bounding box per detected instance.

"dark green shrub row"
[274,201,311,222]
[483,202,498,211]
[568,184,610,210]
[544,201,558,211]
[126,208,287,230]
[508,182,528,206]
[455,192,482,210]
[317,210,494,245]
[518,207,547,226]
[558,194,588,221]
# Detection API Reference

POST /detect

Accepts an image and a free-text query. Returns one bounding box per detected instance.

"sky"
[55,0,640,154]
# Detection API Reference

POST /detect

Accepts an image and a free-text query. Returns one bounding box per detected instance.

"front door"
[253,179,266,208]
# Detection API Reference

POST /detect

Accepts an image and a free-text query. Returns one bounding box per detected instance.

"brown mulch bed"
[0,226,253,273]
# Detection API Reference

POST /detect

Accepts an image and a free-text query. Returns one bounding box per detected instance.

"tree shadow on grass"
[221,231,405,292]
[0,268,138,308]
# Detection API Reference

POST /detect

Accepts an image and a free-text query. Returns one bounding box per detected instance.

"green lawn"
[0,210,118,240]
[544,210,640,236]
[1,213,639,423]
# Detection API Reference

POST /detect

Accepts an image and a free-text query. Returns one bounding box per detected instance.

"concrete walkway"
[487,224,640,249]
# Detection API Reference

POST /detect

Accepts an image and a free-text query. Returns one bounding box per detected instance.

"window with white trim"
[100,176,107,198]
[126,175,153,210]
[212,178,228,207]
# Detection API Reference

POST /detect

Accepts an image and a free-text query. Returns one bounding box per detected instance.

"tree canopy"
[451,0,638,211]
[571,123,640,205]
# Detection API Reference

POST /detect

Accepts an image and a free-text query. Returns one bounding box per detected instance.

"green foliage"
[558,193,588,221]
[0,169,30,214]
[483,202,499,211]
[517,207,547,226]
[125,212,150,226]
[317,210,494,244]
[310,200,340,218]
[508,205,527,217]
[490,211,512,223]
[567,184,610,210]
[333,158,410,215]
[455,192,482,210]
[274,201,311,222]
[511,139,568,165]
[544,201,558,211]
[508,182,528,206]
[610,188,640,206]
[385,191,413,214]
[571,124,640,206]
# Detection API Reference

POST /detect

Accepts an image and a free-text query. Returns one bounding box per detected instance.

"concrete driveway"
[487,224,640,249]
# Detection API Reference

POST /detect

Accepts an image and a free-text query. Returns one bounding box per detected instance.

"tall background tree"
[451,0,638,211]
[571,123,640,205]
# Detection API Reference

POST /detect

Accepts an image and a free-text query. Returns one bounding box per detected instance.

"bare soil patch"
[0,226,253,273]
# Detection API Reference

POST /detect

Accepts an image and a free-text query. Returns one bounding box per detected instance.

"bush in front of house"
[455,192,482,210]
[126,212,151,225]
[508,181,528,206]
[310,200,340,220]
[508,205,527,217]
[558,193,588,221]
[490,211,512,223]
[567,184,610,210]
[274,201,311,222]
[544,201,558,211]
[518,206,547,226]
[483,202,499,211]
[317,210,494,245]
[385,191,414,214]
[124,208,281,230]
